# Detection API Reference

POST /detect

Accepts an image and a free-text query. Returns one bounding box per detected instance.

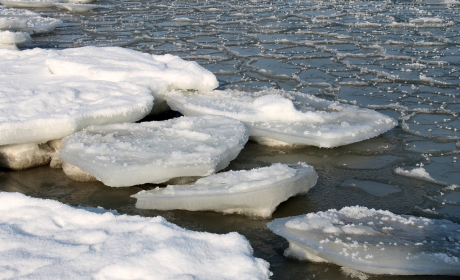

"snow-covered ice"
[60,115,249,187]
[0,46,218,147]
[0,30,31,47]
[0,192,271,279]
[132,162,318,218]
[52,3,101,12]
[267,206,460,276]
[0,0,56,8]
[165,88,397,148]
[0,7,62,34]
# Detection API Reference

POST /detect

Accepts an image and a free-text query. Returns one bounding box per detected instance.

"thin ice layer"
[60,115,249,187]
[165,88,397,148]
[0,46,217,146]
[0,192,271,279]
[267,206,460,275]
[132,162,318,218]
[0,7,62,34]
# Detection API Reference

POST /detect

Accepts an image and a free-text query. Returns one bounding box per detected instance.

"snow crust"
[267,206,460,275]
[165,88,397,148]
[60,115,249,187]
[133,162,318,218]
[0,46,218,146]
[0,7,62,34]
[0,192,271,279]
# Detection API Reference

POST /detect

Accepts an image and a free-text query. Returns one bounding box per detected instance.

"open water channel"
[1,0,459,279]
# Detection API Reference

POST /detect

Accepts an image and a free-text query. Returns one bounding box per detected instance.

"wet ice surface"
[1,0,460,279]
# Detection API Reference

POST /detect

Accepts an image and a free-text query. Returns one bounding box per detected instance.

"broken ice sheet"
[60,115,249,187]
[132,163,318,218]
[0,192,271,279]
[0,7,62,34]
[165,88,397,148]
[267,206,460,275]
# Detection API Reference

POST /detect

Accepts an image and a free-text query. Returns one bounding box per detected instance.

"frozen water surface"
[0,192,271,279]
[133,163,318,218]
[60,115,249,187]
[267,206,460,275]
[1,0,460,279]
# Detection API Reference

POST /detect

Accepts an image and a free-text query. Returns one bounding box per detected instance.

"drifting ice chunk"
[52,3,102,12]
[0,30,31,46]
[267,206,460,276]
[44,46,219,114]
[165,88,397,148]
[0,192,271,279]
[60,115,249,187]
[0,7,62,34]
[132,163,318,218]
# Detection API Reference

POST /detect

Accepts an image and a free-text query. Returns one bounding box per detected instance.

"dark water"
[2,0,460,279]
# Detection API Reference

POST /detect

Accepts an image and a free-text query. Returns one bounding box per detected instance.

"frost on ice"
[0,192,271,279]
[60,115,249,187]
[0,46,218,169]
[165,88,397,148]
[132,162,318,218]
[267,206,460,276]
[0,7,62,34]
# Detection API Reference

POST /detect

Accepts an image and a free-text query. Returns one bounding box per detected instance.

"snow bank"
[60,115,249,187]
[0,7,62,34]
[165,88,397,148]
[0,192,271,279]
[267,206,460,275]
[133,162,318,218]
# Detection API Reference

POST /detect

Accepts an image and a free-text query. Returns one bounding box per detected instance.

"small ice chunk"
[0,192,271,279]
[132,162,318,218]
[267,206,460,275]
[52,3,102,12]
[394,166,441,184]
[0,7,62,34]
[165,88,397,148]
[0,30,31,46]
[0,143,51,170]
[60,115,249,187]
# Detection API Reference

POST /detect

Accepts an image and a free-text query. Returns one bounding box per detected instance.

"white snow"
[0,192,271,279]
[0,46,218,147]
[394,166,441,184]
[60,115,249,187]
[0,7,62,34]
[132,162,318,218]
[165,88,397,148]
[267,206,460,276]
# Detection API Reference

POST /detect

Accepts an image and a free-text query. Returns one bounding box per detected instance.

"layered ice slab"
[0,7,62,34]
[60,115,249,187]
[0,46,218,147]
[166,88,397,148]
[0,192,271,279]
[132,163,318,218]
[267,206,460,276]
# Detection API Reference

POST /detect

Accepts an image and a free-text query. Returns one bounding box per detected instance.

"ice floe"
[60,115,249,187]
[267,206,460,276]
[165,88,397,148]
[0,7,62,34]
[0,192,271,279]
[0,30,30,47]
[0,46,218,148]
[52,3,101,12]
[132,162,318,218]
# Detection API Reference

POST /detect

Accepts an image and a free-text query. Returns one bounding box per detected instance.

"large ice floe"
[165,88,397,148]
[132,162,318,218]
[0,192,271,279]
[0,46,218,169]
[59,115,249,187]
[0,7,62,34]
[267,206,460,276]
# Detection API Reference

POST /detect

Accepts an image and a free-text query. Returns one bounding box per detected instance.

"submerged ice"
[132,162,318,218]
[60,115,249,187]
[0,192,271,279]
[166,88,397,148]
[267,206,460,276]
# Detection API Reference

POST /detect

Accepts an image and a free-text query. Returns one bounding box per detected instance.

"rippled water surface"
[2,0,460,279]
